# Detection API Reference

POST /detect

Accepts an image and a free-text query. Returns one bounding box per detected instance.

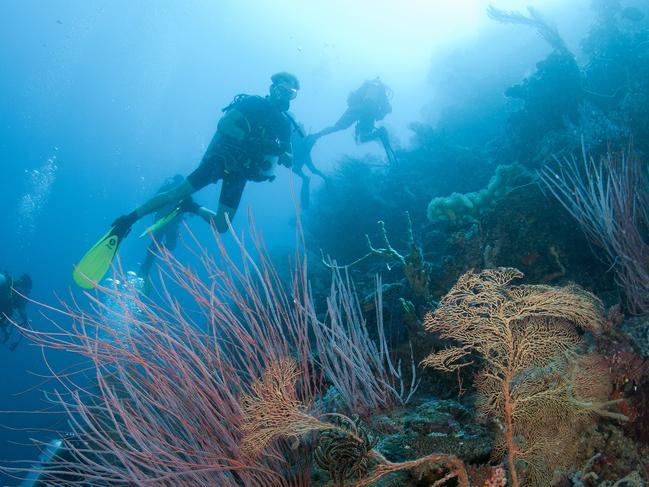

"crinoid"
[314,415,378,485]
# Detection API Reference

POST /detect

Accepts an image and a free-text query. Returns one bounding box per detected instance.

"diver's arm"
[314,125,343,138]
[314,108,358,138]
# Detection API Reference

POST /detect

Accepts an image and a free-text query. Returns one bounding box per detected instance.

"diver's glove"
[179,197,200,214]
[111,210,139,238]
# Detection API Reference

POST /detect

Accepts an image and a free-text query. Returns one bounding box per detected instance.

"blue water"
[0,1,595,484]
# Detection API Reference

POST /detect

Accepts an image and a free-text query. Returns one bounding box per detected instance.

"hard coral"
[426,164,532,223]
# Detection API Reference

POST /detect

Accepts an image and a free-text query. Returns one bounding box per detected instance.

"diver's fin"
[72,226,125,289]
[378,131,398,165]
[138,206,180,238]
[300,178,310,209]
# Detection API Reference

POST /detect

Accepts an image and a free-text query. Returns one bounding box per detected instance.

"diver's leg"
[357,124,397,164]
[355,117,377,143]
[215,177,247,233]
[111,179,194,242]
[140,242,156,280]
[139,229,176,295]
[375,127,398,164]
[164,225,179,252]
[300,175,311,209]
[134,180,195,220]
[112,141,221,234]
[135,137,228,221]
[292,166,311,209]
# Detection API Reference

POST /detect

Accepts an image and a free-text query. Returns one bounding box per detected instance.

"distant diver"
[290,122,328,209]
[0,271,31,351]
[19,434,86,486]
[311,77,397,164]
[73,72,301,289]
[138,174,201,293]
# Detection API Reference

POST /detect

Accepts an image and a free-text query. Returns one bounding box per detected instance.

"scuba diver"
[311,77,397,164]
[73,72,300,289]
[290,123,328,209]
[0,271,32,351]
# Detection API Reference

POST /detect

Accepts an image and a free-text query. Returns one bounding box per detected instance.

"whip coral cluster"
[16,221,322,485]
[10,216,420,486]
[541,147,649,314]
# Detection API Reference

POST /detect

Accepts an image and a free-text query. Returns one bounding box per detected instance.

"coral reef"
[10,2,649,485]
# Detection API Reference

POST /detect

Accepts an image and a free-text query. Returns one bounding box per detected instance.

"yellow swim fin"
[72,227,124,289]
[139,207,180,238]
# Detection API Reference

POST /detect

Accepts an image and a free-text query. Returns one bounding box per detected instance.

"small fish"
[622,7,644,22]
[56,19,63,24]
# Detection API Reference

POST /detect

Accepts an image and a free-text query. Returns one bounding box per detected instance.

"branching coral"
[422,268,626,486]
[487,5,567,53]
[321,212,431,303]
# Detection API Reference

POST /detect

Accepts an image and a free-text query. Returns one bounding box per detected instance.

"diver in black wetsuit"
[290,123,328,209]
[0,271,31,351]
[311,77,397,164]
[111,72,300,237]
